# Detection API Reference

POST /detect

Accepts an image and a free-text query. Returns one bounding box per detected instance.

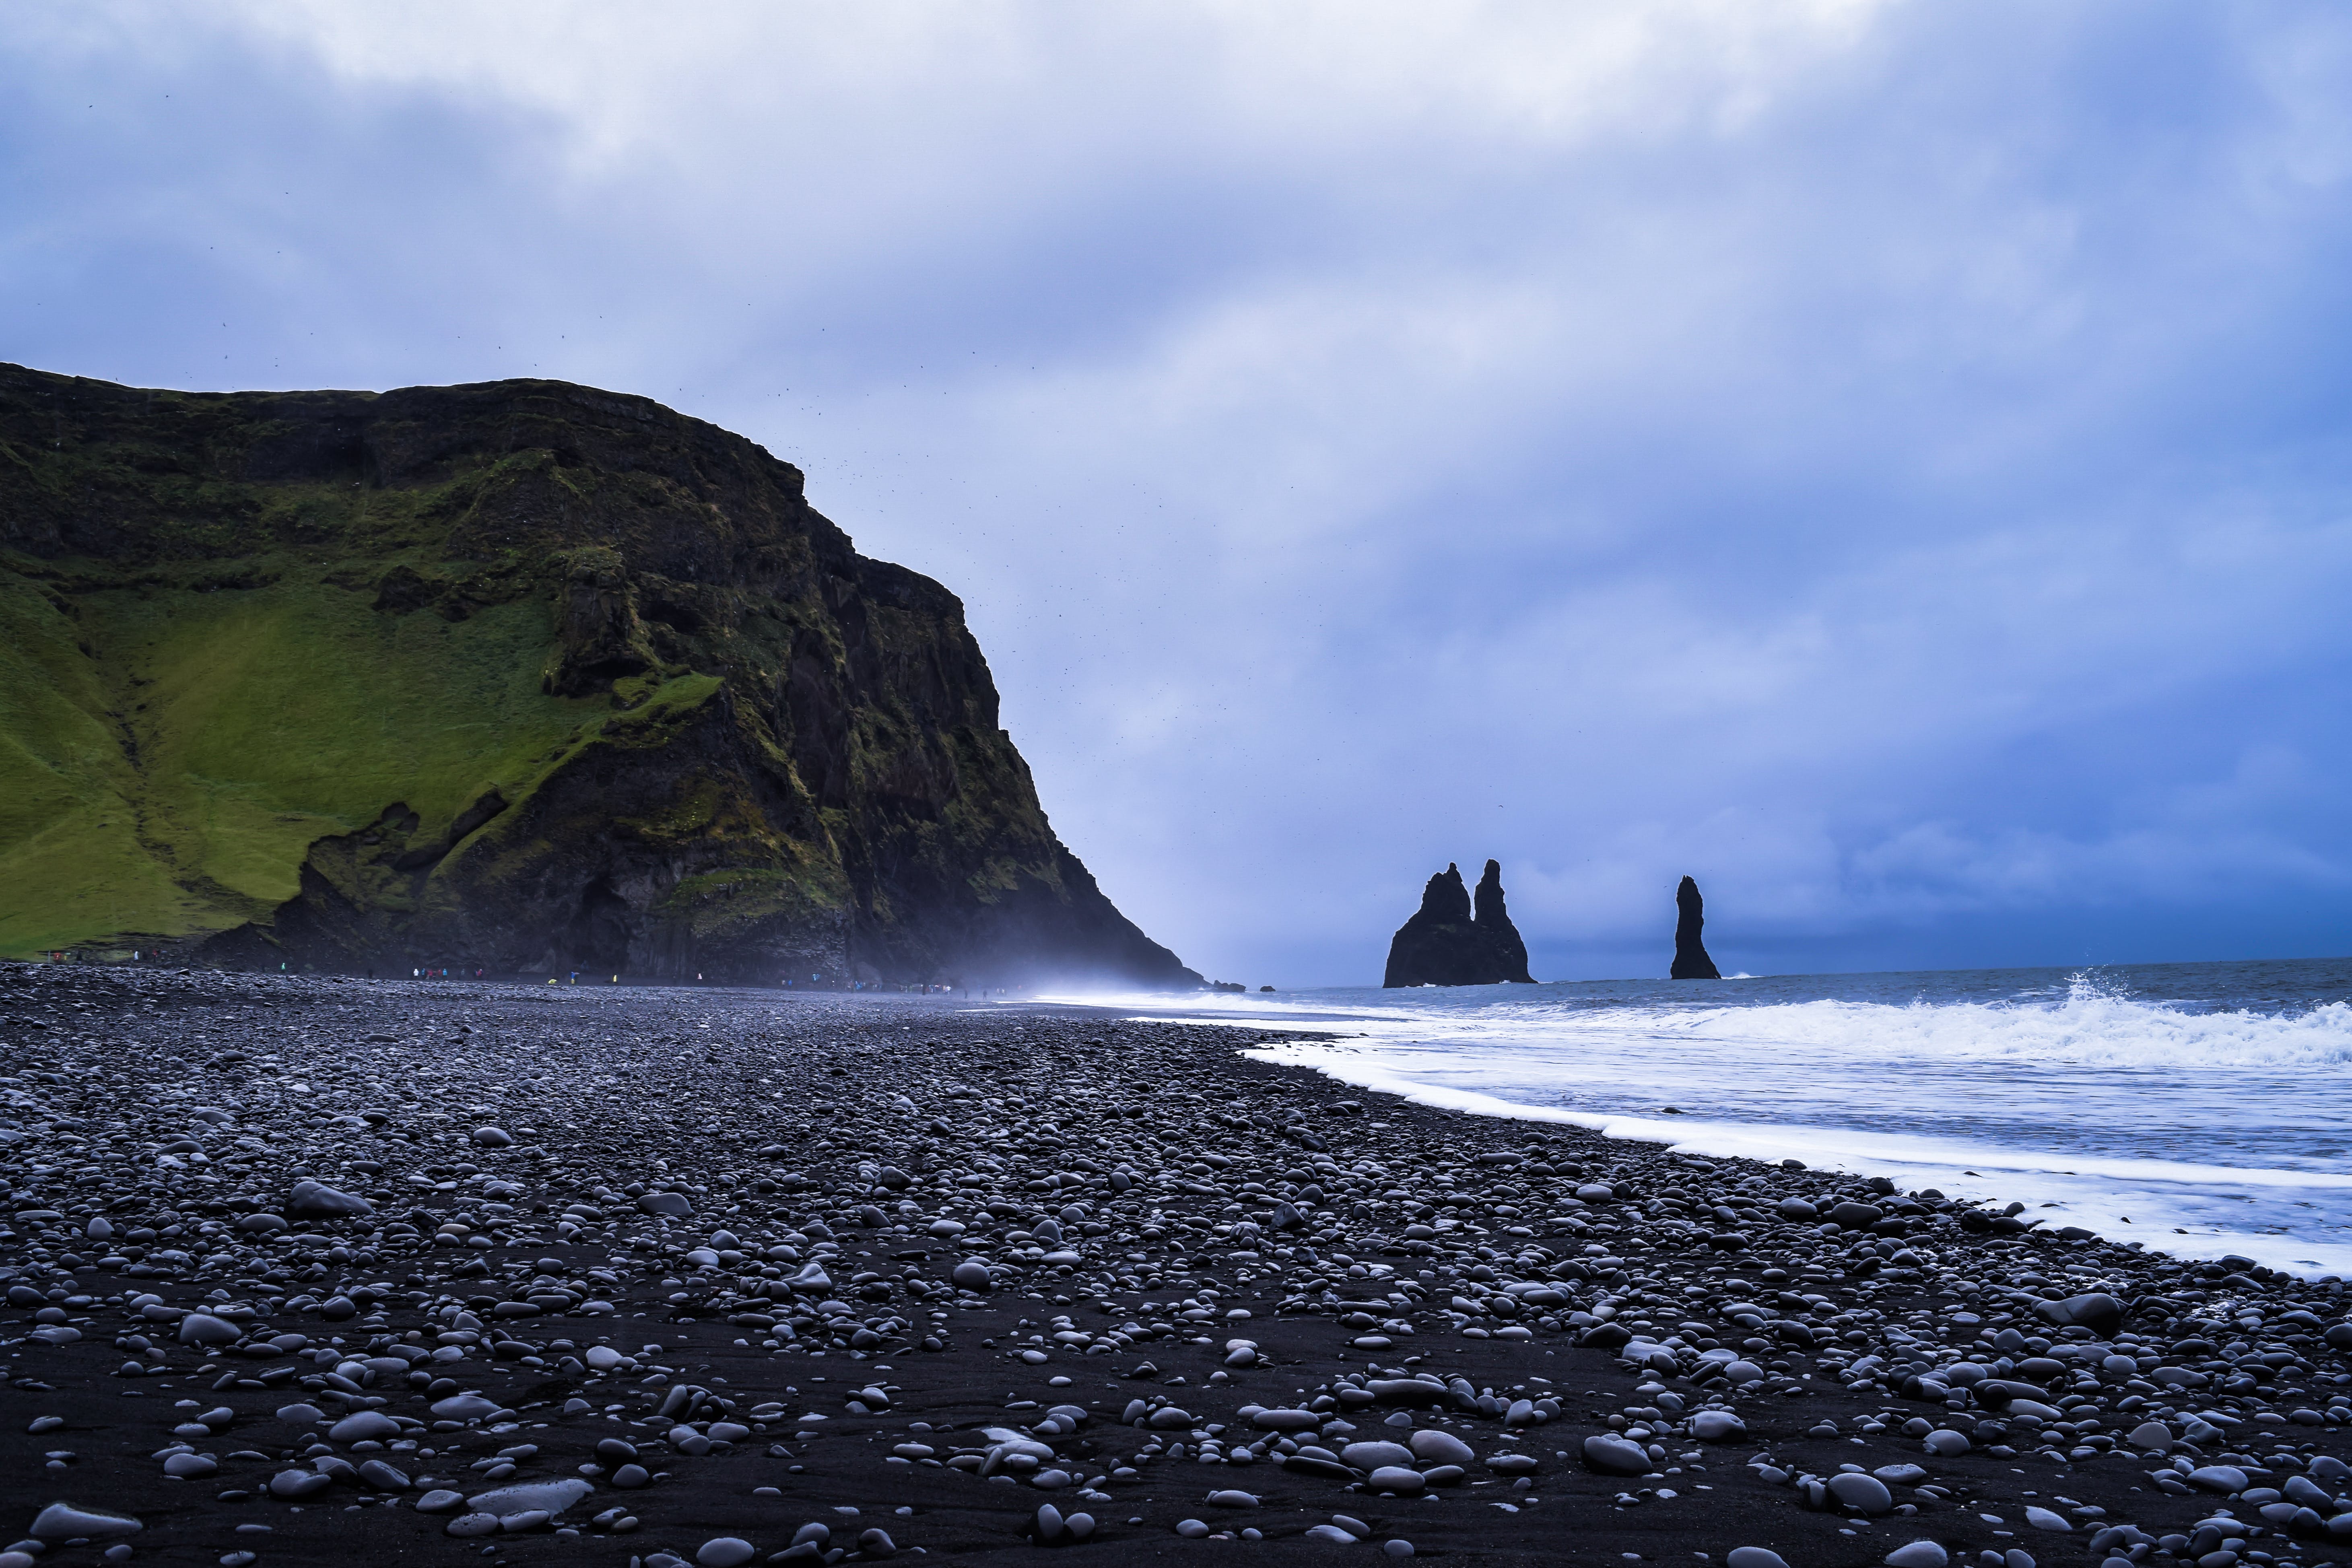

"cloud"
[6,1,2352,982]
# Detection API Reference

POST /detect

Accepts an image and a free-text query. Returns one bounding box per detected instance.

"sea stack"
[1383,859,1536,986]
[1671,875,1721,979]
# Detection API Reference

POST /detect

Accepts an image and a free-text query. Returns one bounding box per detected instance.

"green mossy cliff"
[0,364,1198,987]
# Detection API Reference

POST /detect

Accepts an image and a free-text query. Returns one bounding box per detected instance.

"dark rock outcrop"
[1382,859,1535,987]
[1671,876,1721,979]
[0,363,1198,989]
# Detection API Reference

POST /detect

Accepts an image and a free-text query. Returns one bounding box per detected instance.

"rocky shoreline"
[5,962,2352,1567]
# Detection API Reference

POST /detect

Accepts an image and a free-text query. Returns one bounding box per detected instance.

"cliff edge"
[0,365,1197,988]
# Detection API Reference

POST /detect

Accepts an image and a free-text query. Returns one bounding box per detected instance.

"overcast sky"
[9,2,2352,985]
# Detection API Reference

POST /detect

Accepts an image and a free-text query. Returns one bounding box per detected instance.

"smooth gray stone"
[1250,1408,1321,1431]
[357,1459,410,1490]
[1582,1435,1651,1475]
[638,1191,693,1217]
[1408,1430,1474,1466]
[470,1126,514,1148]
[329,1411,402,1442]
[467,1478,592,1516]
[1341,1441,1415,1471]
[1690,1410,1745,1441]
[32,1504,142,1541]
[1886,1543,1949,1568]
[1828,1473,1894,1514]
[287,1180,373,1219]
[177,1313,241,1346]
[1726,1552,1789,1568]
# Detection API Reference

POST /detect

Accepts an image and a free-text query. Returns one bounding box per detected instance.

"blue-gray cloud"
[6,1,2352,983]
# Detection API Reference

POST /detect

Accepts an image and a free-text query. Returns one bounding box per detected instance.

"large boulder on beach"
[1383,860,1535,987]
[1671,875,1721,979]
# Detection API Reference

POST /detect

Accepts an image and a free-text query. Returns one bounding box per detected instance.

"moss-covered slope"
[0,364,1197,987]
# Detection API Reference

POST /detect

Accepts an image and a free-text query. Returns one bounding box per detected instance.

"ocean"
[1047,956,2352,1278]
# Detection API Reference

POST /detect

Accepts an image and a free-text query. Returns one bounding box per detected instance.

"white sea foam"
[1043,965,2352,1277]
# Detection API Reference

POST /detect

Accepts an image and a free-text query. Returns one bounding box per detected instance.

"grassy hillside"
[0,365,1195,986]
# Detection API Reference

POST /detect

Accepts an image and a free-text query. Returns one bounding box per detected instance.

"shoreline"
[1076,980,2352,1281]
[6,963,2352,1565]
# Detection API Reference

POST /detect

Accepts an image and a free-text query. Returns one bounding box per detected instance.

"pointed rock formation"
[1672,876,1721,979]
[1383,859,1536,987]
[1472,859,1535,984]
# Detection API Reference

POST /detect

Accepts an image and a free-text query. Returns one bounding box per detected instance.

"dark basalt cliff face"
[1671,875,1721,980]
[0,364,1198,988]
[1382,859,1535,987]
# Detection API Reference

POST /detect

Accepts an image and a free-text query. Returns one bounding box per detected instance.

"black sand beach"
[5,962,2352,1567]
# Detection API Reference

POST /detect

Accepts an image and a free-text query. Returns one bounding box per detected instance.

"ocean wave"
[1056,960,2352,1276]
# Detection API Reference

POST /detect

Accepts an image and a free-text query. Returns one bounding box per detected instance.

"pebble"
[468,1479,593,1517]
[1342,1440,1415,1470]
[10,964,2352,1568]
[176,1313,240,1346]
[286,1179,372,1219]
[696,1539,755,1567]
[1886,1544,1949,1568]
[328,1411,402,1443]
[1408,1430,1474,1466]
[31,1504,142,1541]
[1726,1552,1790,1568]
[1583,1435,1652,1476]
[1828,1473,1894,1514]
[1251,1408,1321,1432]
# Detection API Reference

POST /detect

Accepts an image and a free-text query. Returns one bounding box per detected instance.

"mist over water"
[1047,957,2352,1277]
